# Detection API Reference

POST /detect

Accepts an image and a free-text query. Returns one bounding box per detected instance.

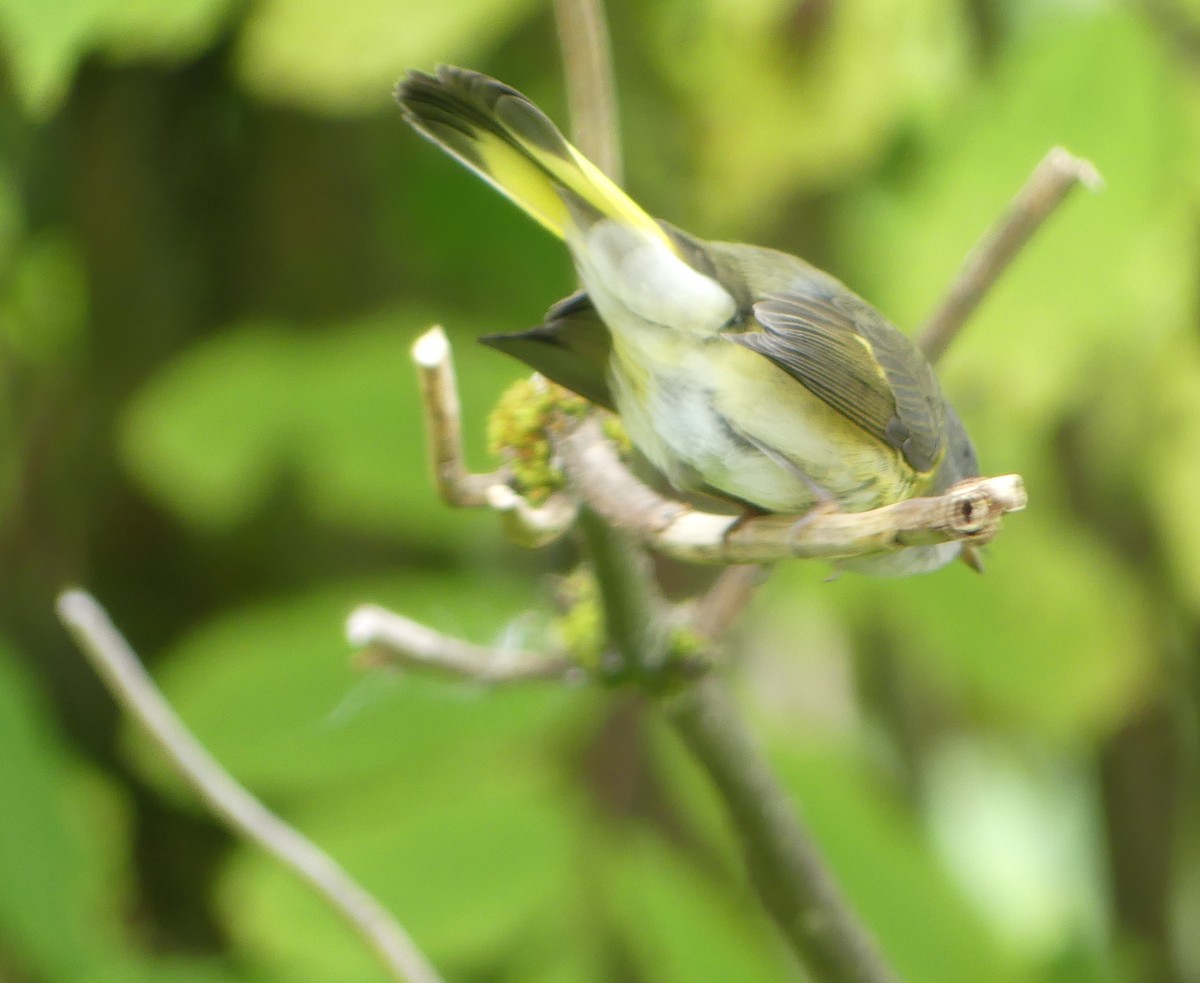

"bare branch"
[554,0,622,182]
[919,146,1103,364]
[347,603,576,683]
[576,508,670,674]
[690,565,772,641]
[487,484,579,548]
[413,325,577,547]
[412,325,502,507]
[55,590,445,983]
[556,418,1025,565]
[668,677,902,983]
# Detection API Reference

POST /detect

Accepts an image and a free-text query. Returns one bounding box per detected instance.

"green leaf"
[922,740,1103,957]
[0,640,271,983]
[766,745,1026,983]
[1145,344,1200,615]
[129,573,595,979]
[119,312,520,543]
[2,233,88,364]
[809,509,1156,743]
[0,0,112,117]
[493,926,605,983]
[598,829,796,983]
[132,573,589,799]
[218,762,578,981]
[0,640,117,978]
[236,0,540,114]
[120,322,297,530]
[646,702,1024,983]
[646,0,970,233]
[0,0,233,118]
[841,6,1194,441]
[93,0,235,60]
[78,956,268,983]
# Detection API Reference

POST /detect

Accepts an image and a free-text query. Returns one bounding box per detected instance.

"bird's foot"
[722,504,768,542]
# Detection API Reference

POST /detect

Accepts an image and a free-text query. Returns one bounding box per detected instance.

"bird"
[396,66,981,576]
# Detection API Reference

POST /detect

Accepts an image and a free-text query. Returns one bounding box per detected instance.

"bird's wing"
[729,285,946,475]
[480,291,615,411]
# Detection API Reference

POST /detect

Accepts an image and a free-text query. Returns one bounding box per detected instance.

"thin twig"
[414,326,577,545]
[412,325,502,507]
[556,417,1025,565]
[55,590,445,983]
[918,146,1103,364]
[576,509,669,676]
[486,485,580,548]
[554,0,622,182]
[347,603,576,683]
[691,565,772,641]
[667,677,902,983]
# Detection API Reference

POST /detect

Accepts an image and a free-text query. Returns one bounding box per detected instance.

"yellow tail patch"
[398,66,672,251]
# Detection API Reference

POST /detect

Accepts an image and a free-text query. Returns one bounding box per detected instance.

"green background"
[2,0,1199,981]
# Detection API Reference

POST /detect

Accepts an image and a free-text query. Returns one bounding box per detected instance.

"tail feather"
[396,66,668,248]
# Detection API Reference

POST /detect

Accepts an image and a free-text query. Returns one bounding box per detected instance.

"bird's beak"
[960,544,985,574]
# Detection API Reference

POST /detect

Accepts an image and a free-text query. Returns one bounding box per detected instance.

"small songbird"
[396,66,981,576]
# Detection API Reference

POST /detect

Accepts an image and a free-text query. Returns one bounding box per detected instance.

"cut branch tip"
[486,484,521,510]
[55,587,95,626]
[411,325,449,367]
[347,602,571,683]
[1049,146,1104,191]
[345,604,389,647]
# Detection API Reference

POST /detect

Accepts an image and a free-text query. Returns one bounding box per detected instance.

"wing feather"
[730,286,945,474]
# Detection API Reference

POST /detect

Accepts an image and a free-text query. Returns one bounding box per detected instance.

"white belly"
[570,218,904,513]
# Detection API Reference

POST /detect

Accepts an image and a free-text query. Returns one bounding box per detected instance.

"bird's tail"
[396,66,668,248]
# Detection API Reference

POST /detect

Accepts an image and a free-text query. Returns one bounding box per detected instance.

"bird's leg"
[738,431,845,512]
[751,437,845,524]
[782,468,846,551]
[722,502,768,539]
[718,432,847,542]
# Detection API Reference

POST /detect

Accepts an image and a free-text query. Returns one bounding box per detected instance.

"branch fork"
[412,325,579,544]
[347,603,576,683]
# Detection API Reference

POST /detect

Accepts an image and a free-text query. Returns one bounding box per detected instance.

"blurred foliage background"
[2,0,1200,981]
